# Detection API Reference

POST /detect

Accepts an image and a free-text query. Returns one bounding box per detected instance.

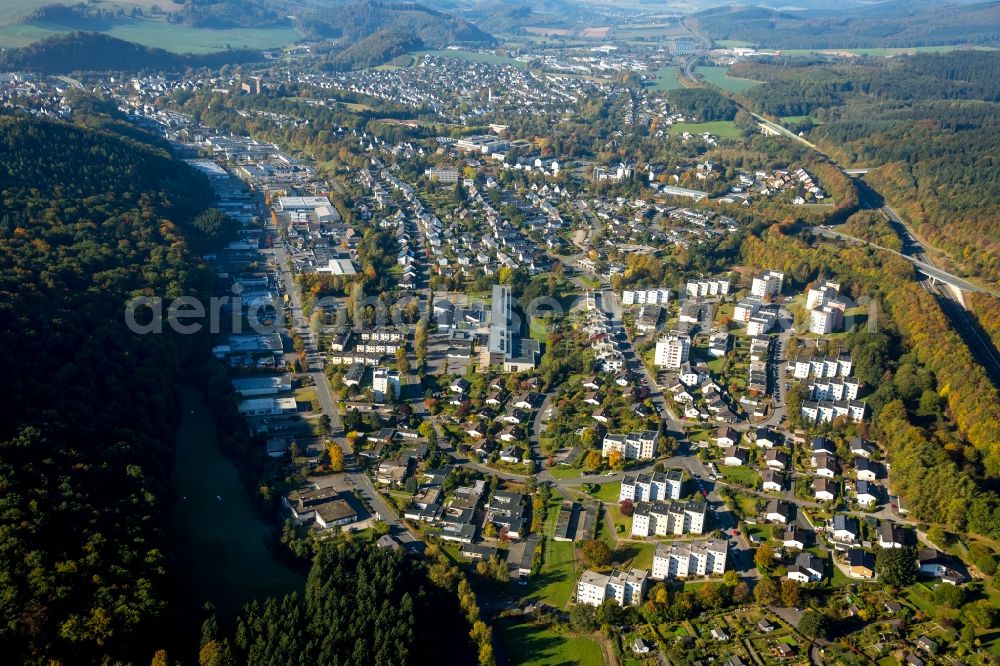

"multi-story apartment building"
[619,470,684,502]
[576,568,648,607]
[652,540,727,579]
[602,431,659,461]
[654,332,690,369]
[631,501,707,537]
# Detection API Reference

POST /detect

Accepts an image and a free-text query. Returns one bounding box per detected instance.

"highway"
[818,186,1000,385]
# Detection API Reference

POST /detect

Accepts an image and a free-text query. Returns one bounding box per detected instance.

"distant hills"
[693,0,1000,49]
[297,1,496,47]
[0,32,264,74]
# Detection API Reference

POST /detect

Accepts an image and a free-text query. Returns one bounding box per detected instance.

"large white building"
[652,540,727,579]
[373,367,401,401]
[809,377,860,401]
[801,400,866,423]
[751,270,784,298]
[792,356,853,379]
[806,281,842,310]
[733,297,762,322]
[631,501,707,537]
[654,332,690,369]
[576,568,648,607]
[622,289,671,306]
[686,278,731,299]
[619,471,684,503]
[806,281,848,334]
[603,431,659,461]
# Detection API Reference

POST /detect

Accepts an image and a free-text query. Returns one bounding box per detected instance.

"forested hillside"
[219,540,485,665]
[0,32,264,73]
[693,1,1000,49]
[741,225,1000,538]
[296,1,495,47]
[0,114,221,663]
[730,51,1000,289]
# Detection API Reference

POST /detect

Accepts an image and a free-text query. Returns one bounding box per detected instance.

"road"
[267,236,418,546]
[818,189,1000,385]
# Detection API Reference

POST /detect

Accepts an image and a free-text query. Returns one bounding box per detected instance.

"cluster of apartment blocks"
[793,354,866,423]
[601,431,660,461]
[576,539,728,607]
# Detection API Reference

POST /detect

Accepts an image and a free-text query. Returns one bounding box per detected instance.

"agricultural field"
[779,45,997,57]
[0,15,301,52]
[668,120,744,139]
[694,65,763,93]
[647,65,684,91]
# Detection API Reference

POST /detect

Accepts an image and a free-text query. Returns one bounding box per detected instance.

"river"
[170,388,303,622]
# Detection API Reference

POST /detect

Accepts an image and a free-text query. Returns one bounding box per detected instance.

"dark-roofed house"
[765,500,792,524]
[786,552,824,582]
[507,536,538,580]
[878,521,907,549]
[847,548,875,579]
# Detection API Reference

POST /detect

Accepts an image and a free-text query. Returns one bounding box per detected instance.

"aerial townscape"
[1,0,1000,665]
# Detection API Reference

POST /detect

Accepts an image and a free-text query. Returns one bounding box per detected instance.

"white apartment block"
[373,367,401,401]
[654,333,690,369]
[733,297,762,322]
[809,305,844,335]
[747,313,776,336]
[686,278,731,299]
[809,377,860,401]
[619,471,684,503]
[622,289,671,306]
[806,281,842,310]
[652,540,727,579]
[801,400,866,423]
[792,356,853,379]
[576,568,648,607]
[631,501,707,537]
[603,431,659,461]
[751,270,784,298]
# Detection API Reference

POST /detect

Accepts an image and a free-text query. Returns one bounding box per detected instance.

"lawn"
[615,541,656,570]
[529,498,581,607]
[0,16,302,52]
[720,465,760,488]
[694,65,763,93]
[668,120,744,140]
[495,617,604,666]
[549,467,584,479]
[648,65,684,91]
[589,481,621,502]
[530,316,551,346]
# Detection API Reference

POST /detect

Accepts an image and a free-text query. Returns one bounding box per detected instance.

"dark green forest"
[295,1,496,46]
[0,113,219,663]
[214,540,481,665]
[731,51,1000,288]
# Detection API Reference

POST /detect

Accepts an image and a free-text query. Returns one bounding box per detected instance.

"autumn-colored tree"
[754,543,775,575]
[780,578,802,608]
[581,539,612,568]
[608,449,624,470]
[584,450,602,470]
[327,442,345,473]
